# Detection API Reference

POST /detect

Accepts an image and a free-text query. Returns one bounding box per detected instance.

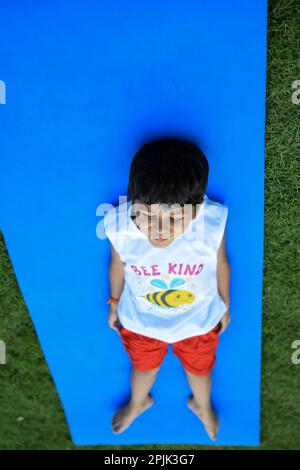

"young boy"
[103,138,230,441]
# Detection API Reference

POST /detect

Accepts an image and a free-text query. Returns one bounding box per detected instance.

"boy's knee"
[185,368,211,378]
[148,366,161,374]
[135,365,160,374]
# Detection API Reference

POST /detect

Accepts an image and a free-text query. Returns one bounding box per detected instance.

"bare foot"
[111,394,154,434]
[187,396,219,441]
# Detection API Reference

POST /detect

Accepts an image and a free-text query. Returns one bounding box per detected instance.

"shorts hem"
[183,367,213,376]
[132,363,163,372]
[182,360,216,376]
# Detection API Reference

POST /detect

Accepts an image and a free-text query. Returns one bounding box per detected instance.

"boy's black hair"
[127,137,209,206]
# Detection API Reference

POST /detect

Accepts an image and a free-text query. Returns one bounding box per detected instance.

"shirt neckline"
[127,195,207,251]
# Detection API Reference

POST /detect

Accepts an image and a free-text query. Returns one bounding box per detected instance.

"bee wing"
[151,279,168,289]
[170,278,185,289]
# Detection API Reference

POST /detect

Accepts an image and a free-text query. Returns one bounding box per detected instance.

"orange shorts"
[119,321,222,376]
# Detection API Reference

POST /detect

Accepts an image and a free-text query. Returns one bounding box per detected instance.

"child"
[103,137,230,441]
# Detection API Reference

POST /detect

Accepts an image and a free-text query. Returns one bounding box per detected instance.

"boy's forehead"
[133,199,187,214]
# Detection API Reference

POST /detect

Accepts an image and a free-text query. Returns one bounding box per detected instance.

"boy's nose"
[154,214,170,237]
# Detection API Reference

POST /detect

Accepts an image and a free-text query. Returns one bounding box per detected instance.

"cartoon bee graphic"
[143,278,195,308]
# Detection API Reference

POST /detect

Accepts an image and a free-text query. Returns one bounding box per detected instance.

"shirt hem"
[118,310,226,344]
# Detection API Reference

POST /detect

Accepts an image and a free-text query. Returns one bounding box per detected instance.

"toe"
[112,421,121,431]
[186,396,193,408]
[113,423,125,434]
[210,425,218,441]
[112,415,119,425]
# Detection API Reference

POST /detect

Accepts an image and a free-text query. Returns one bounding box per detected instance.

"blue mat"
[0,0,267,446]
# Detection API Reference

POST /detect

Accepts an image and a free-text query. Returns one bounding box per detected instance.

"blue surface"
[0,1,267,446]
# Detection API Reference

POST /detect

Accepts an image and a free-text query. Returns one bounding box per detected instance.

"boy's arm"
[108,242,125,303]
[216,230,231,334]
[107,242,125,335]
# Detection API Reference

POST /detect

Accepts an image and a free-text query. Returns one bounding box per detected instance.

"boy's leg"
[184,369,219,441]
[112,366,160,434]
[172,325,221,440]
[112,326,168,434]
[172,327,219,409]
[185,369,212,410]
[129,366,160,407]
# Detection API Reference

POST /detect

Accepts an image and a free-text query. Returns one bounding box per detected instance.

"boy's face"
[131,199,198,248]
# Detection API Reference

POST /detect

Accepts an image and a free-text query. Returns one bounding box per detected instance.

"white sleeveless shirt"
[103,195,229,343]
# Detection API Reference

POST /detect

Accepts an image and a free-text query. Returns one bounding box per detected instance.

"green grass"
[0,0,299,450]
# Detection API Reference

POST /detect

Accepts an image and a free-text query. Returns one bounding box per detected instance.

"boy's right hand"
[108,307,122,335]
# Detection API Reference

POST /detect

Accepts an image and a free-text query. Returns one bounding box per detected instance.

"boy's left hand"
[219,310,231,335]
